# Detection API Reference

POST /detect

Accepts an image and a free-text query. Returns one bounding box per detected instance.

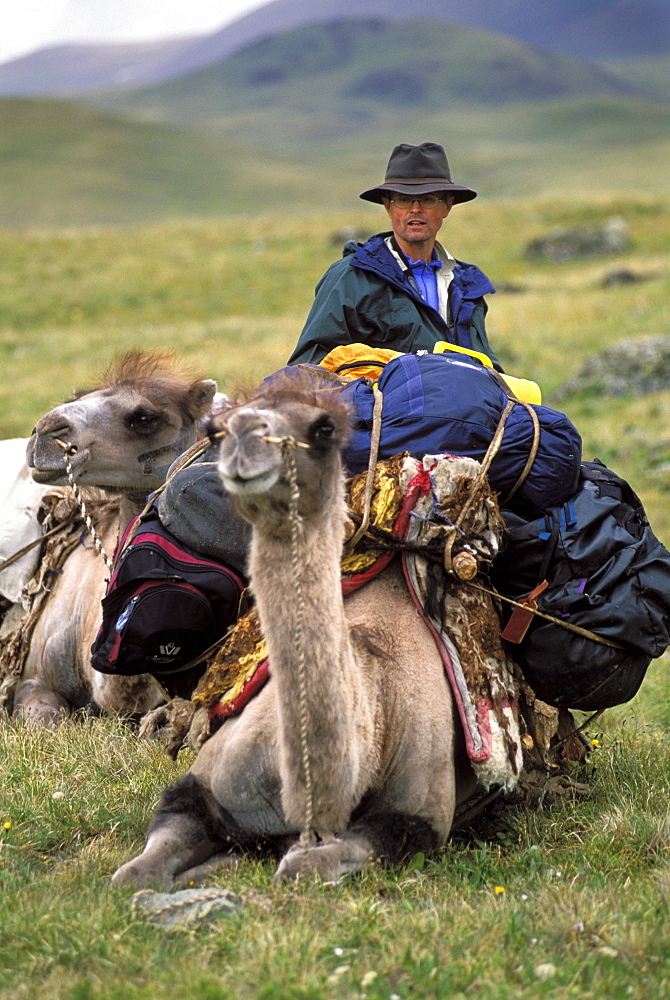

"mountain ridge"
[0,0,668,96]
[83,19,654,147]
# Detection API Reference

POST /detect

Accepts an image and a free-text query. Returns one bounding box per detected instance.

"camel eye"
[126,408,161,434]
[309,415,336,449]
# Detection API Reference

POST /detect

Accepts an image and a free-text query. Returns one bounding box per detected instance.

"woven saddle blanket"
[188,453,522,793]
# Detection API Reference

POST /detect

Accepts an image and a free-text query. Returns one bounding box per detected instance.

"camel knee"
[112,774,252,890]
[13,679,71,726]
[152,773,233,843]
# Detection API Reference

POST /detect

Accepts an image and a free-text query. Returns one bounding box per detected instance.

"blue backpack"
[338,351,582,516]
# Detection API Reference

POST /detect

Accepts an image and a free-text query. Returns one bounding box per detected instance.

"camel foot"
[13,679,71,726]
[173,853,239,889]
[111,854,178,891]
[274,835,373,884]
[138,701,182,740]
[112,849,238,891]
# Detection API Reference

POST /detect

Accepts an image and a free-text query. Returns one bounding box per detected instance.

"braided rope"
[281,437,316,847]
[54,440,113,569]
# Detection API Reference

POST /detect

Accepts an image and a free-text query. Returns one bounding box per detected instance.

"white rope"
[54,440,113,569]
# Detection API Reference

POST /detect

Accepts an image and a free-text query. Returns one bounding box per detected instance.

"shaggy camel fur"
[112,370,481,887]
[8,351,216,725]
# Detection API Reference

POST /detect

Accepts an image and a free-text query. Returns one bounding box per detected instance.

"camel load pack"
[493,459,670,709]
[254,348,670,712]
[41,347,670,719]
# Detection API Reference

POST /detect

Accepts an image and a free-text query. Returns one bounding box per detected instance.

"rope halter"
[54,438,113,569]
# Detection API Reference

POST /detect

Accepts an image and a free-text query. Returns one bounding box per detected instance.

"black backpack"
[491,460,670,710]
[91,508,245,698]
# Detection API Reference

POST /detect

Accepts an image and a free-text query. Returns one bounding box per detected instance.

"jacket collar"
[347,232,495,299]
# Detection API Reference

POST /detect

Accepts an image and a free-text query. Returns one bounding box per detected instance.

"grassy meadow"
[2,193,670,999]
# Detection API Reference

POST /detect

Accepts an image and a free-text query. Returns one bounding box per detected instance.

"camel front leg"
[13,678,72,726]
[274,812,443,882]
[113,689,289,891]
[111,774,238,890]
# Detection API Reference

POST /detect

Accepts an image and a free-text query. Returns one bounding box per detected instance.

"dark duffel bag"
[492,460,670,710]
[156,445,250,579]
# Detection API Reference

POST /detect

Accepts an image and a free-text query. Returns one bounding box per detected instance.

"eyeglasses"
[388,194,444,209]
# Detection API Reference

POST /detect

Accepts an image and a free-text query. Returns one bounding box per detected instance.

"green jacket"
[288,232,500,368]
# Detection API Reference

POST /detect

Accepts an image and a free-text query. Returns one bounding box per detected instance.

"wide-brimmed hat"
[359,142,476,205]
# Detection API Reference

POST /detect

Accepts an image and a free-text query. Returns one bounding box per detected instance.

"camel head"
[216,367,351,533]
[26,351,216,496]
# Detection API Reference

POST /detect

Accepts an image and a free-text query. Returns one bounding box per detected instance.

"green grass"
[3,690,670,1000]
[1,194,670,998]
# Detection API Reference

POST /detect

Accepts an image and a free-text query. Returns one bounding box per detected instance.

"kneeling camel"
[7,351,216,724]
[113,369,490,886]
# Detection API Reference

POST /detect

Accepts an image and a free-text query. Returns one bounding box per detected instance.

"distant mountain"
[0,39,201,96]
[88,19,645,142]
[0,0,668,97]
[601,54,670,103]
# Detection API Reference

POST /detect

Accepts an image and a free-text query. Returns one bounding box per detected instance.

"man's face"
[383,193,454,259]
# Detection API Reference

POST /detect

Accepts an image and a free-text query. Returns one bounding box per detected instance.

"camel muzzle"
[27,435,90,484]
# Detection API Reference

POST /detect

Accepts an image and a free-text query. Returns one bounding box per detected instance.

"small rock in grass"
[534,962,557,980]
[131,887,244,929]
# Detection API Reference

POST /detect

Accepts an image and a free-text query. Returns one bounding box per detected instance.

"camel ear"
[189,379,218,418]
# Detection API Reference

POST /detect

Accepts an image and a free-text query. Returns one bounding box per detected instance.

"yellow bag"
[432,342,542,404]
[318,343,401,382]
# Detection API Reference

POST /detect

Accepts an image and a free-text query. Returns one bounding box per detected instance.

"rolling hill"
[600,54,670,103]
[2,89,669,229]
[93,18,642,128]
[0,98,328,228]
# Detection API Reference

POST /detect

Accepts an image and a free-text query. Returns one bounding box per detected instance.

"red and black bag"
[91,508,245,695]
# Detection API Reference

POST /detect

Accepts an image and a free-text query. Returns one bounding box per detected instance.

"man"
[288,141,500,368]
